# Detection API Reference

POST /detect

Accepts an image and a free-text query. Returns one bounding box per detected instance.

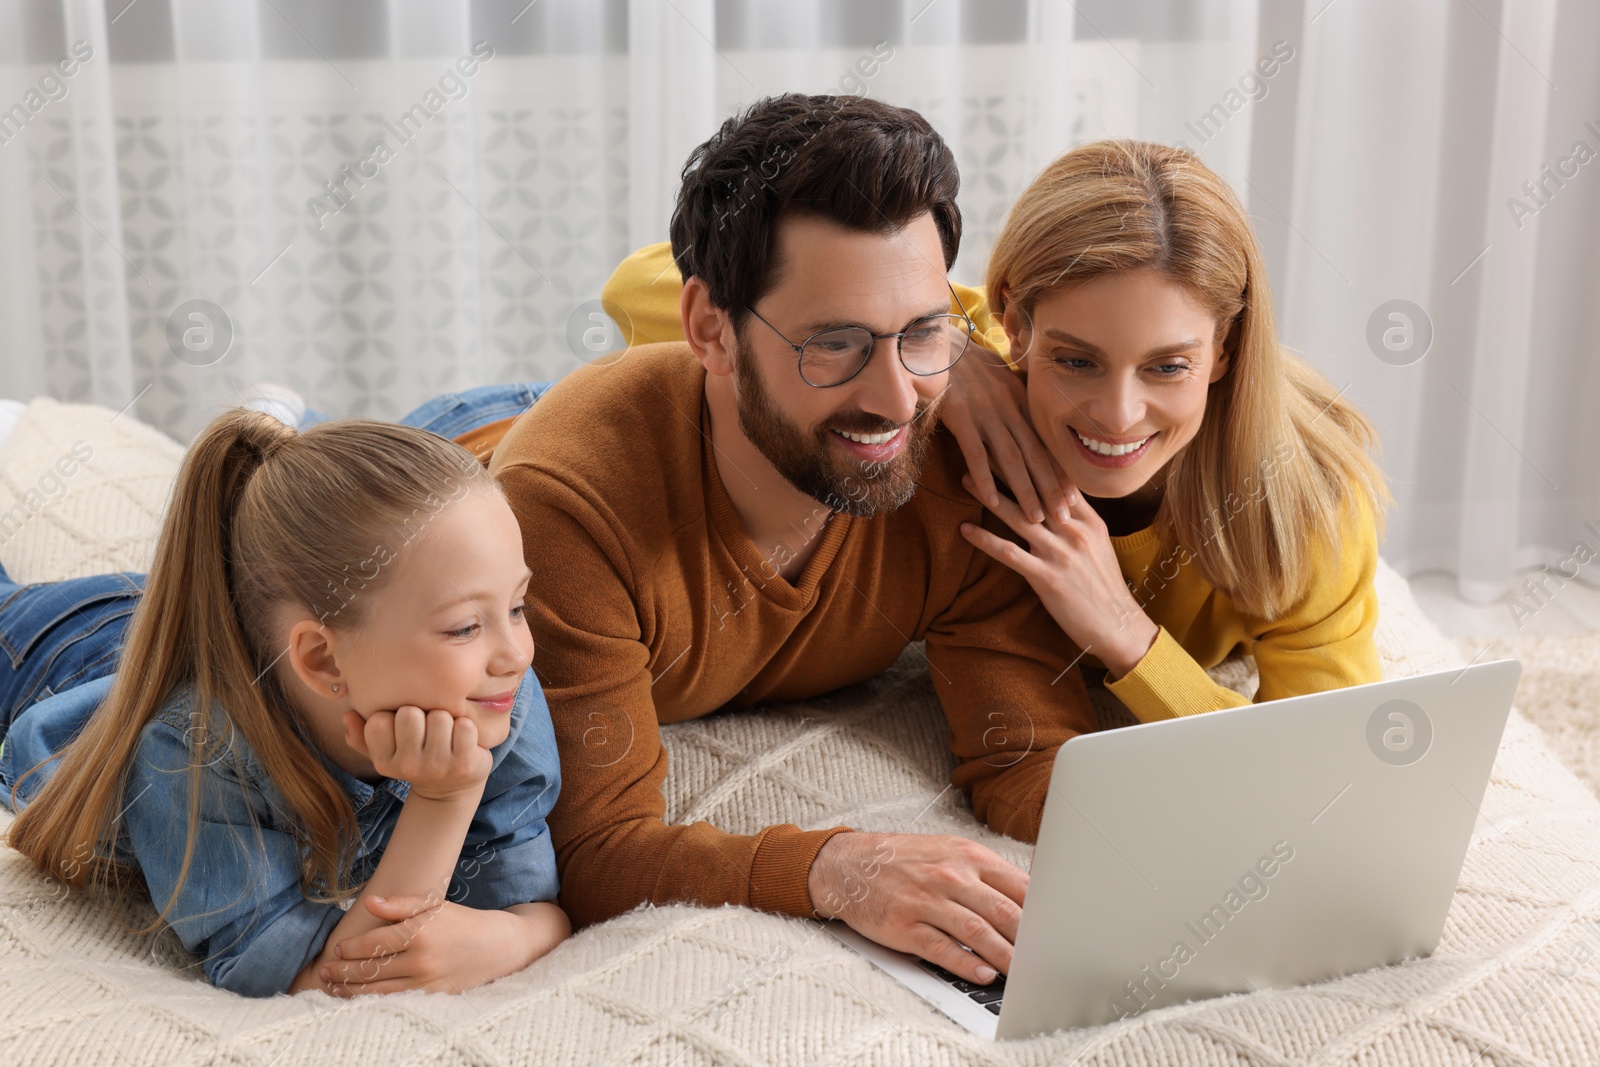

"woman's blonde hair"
[986,138,1391,619]
[7,409,500,934]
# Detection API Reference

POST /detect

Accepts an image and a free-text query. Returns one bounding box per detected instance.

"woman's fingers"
[944,400,1003,509]
[960,474,1051,546]
[983,429,1046,523]
[959,521,1045,582]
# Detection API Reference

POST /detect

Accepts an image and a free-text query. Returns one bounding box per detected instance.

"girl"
[595,137,1392,722]
[0,408,570,997]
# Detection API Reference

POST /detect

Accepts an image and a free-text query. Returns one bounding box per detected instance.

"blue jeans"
[0,561,145,743]
[0,381,550,742]
[301,381,555,437]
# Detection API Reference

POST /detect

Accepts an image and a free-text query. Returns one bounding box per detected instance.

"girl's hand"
[343,706,492,802]
[319,894,570,996]
[942,343,1071,525]
[958,473,1160,680]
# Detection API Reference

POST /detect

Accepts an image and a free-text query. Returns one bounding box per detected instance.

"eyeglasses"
[744,284,978,388]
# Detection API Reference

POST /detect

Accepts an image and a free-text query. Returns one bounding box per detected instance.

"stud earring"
[331,684,341,693]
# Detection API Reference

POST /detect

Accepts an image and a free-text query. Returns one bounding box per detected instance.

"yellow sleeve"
[1105,626,1253,721]
[600,242,1018,370]
[601,243,686,347]
[1107,489,1383,722]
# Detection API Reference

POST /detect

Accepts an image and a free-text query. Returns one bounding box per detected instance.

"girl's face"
[1008,267,1232,507]
[286,487,535,777]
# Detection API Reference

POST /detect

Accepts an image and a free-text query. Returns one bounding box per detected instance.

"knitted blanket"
[2,397,1598,1066]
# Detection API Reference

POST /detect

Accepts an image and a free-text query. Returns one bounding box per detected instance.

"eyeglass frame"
[742,283,979,388]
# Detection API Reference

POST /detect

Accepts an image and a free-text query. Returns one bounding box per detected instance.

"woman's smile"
[1069,426,1160,467]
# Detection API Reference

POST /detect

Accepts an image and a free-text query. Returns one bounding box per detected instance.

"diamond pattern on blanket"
[3,401,1600,1065]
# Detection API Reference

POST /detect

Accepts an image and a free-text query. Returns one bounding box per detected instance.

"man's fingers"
[913,917,1006,984]
[979,858,1030,913]
[955,873,1026,948]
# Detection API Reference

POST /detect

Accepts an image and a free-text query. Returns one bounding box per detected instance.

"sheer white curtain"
[0,0,1595,604]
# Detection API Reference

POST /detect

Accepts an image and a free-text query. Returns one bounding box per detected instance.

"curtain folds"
[0,0,1594,604]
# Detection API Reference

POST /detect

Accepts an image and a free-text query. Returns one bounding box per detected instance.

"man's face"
[730,212,953,517]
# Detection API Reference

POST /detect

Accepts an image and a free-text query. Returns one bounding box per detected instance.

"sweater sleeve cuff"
[748,824,855,919]
[1105,626,1251,722]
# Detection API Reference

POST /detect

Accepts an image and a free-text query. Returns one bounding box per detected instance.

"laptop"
[824,658,1522,1039]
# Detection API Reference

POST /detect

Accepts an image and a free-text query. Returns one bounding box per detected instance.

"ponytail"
[8,408,496,927]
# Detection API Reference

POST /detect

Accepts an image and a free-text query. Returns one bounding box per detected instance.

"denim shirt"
[0,666,561,998]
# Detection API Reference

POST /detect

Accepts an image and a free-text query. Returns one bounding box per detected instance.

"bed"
[2,396,1597,1066]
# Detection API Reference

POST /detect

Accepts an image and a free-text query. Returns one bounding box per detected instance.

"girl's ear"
[284,616,344,699]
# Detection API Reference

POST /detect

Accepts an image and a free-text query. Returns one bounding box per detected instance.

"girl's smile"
[281,487,536,781]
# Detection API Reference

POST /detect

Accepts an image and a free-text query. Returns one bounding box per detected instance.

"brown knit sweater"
[478,343,1096,929]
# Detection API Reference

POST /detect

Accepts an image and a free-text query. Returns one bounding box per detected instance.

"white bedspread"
[2,397,1598,1066]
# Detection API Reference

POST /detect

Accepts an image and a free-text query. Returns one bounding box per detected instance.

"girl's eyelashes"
[444,601,529,640]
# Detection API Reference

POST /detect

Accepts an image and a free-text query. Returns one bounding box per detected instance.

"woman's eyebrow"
[1042,328,1204,358]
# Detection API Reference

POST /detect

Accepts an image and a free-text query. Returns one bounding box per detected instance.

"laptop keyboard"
[916,958,1007,1014]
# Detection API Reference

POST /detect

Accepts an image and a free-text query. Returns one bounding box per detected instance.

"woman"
[597,138,1392,723]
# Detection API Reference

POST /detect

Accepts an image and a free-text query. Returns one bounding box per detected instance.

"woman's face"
[1008,267,1232,505]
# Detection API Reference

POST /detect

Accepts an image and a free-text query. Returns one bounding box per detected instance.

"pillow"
[0,397,184,584]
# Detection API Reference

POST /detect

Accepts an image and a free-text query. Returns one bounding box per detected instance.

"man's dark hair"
[668,93,962,327]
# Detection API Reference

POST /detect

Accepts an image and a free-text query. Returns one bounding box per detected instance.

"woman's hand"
[958,473,1160,680]
[942,343,1071,525]
[318,894,571,996]
[343,706,492,802]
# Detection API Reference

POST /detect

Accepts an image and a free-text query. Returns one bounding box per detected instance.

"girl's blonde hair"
[7,409,500,930]
[986,139,1392,619]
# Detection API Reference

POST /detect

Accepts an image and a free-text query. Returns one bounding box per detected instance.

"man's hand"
[941,342,1071,525]
[808,831,1026,984]
[318,894,568,996]
[343,706,491,802]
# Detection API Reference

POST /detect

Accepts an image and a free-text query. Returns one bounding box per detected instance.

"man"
[479,94,1097,986]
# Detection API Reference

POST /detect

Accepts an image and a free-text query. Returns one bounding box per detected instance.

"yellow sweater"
[599,244,1384,723]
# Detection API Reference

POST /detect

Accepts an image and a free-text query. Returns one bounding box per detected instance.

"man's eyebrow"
[798,303,953,336]
[1042,328,1204,359]
[430,565,535,615]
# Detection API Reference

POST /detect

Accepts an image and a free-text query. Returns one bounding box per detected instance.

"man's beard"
[731,335,945,518]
